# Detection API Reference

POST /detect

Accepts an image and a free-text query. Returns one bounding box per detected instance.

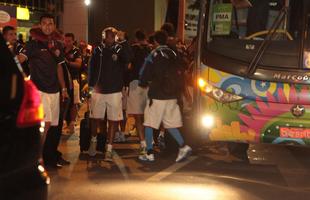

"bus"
[194,0,310,155]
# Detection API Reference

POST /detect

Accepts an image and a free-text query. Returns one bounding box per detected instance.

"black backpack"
[157,48,184,97]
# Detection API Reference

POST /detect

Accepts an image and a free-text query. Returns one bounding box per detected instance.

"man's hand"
[117,31,126,42]
[88,87,94,98]
[61,88,69,101]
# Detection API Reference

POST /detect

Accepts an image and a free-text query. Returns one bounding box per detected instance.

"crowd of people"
[2,13,196,168]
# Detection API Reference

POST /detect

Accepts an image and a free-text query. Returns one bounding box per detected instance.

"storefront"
[0,0,63,41]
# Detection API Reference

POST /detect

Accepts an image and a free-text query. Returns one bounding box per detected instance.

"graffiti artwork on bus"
[203,67,310,145]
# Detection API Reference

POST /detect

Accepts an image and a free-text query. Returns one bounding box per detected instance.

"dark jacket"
[139,45,184,100]
[88,41,131,94]
[128,43,152,82]
[24,28,65,93]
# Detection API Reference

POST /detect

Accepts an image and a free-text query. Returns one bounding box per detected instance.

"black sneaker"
[58,157,71,165]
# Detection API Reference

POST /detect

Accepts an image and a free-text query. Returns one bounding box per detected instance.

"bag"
[79,111,91,152]
[79,111,107,152]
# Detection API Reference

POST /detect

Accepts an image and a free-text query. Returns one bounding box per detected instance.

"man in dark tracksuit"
[64,33,82,134]
[139,30,192,162]
[88,27,131,161]
[23,14,69,168]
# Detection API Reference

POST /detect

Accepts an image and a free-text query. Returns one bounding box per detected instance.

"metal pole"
[193,0,207,132]
[177,0,186,42]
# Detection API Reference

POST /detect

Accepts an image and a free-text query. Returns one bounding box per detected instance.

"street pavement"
[47,107,310,200]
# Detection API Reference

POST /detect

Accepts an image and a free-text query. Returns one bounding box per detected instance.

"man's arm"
[17,54,27,64]
[57,63,69,100]
[68,57,82,68]
[67,49,82,68]
[139,54,154,87]
[15,44,27,64]
[55,42,69,100]
[88,50,98,89]
[119,40,132,65]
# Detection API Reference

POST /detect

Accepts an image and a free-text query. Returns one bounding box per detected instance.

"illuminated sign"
[17,7,30,20]
[0,5,17,28]
[0,10,11,23]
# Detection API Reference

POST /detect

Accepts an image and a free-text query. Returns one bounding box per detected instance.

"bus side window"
[306,15,310,48]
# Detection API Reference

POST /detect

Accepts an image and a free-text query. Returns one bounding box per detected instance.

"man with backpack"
[139,30,192,162]
[88,27,131,161]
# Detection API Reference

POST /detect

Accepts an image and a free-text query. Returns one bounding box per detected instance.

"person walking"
[126,29,151,154]
[139,30,192,162]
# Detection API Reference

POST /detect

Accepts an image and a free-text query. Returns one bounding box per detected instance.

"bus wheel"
[227,142,249,162]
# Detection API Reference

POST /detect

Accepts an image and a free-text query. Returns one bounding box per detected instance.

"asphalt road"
[47,126,310,200]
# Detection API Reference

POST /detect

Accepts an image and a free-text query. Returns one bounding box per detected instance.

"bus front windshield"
[205,0,309,73]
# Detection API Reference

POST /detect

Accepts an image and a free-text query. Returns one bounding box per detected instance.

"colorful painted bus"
[194,0,310,149]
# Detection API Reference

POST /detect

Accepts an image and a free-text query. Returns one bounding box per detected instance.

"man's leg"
[88,92,106,156]
[105,120,118,161]
[134,114,147,153]
[139,99,166,162]
[54,99,70,165]
[164,100,192,162]
[104,92,123,161]
[69,105,78,133]
[97,117,107,152]
[88,118,99,156]
[138,126,155,161]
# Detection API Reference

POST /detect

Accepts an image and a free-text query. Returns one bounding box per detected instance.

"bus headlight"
[201,114,215,128]
[198,78,207,88]
[210,87,243,103]
[198,78,243,103]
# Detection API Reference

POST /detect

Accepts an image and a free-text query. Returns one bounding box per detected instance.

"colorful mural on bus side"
[200,66,310,145]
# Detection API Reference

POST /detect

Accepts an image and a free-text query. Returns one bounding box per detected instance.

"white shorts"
[73,80,80,104]
[144,99,183,129]
[89,92,123,121]
[39,91,60,126]
[127,80,148,115]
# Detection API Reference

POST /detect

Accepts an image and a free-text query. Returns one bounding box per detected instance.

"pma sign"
[212,4,232,35]
[213,12,232,22]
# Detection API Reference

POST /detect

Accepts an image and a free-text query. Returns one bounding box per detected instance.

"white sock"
[140,140,146,148]
[91,136,97,142]
[107,144,113,152]
[159,131,165,137]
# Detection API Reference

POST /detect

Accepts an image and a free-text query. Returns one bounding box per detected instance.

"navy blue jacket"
[89,41,131,94]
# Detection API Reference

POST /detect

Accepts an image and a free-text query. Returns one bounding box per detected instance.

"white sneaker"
[119,132,126,142]
[104,150,113,162]
[139,153,155,162]
[69,122,75,134]
[176,145,192,162]
[88,137,97,157]
[114,132,120,142]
